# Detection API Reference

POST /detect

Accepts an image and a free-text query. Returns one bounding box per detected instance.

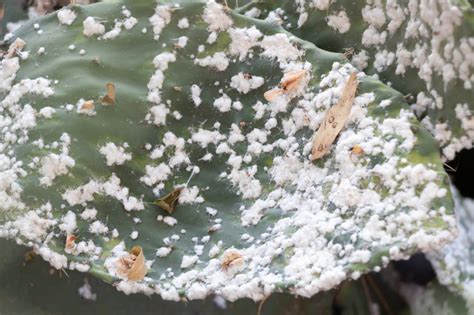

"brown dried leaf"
[154,187,183,214]
[264,70,306,102]
[100,83,116,105]
[116,246,147,281]
[263,88,283,102]
[81,100,95,110]
[280,69,306,93]
[65,234,77,250]
[6,38,26,58]
[311,73,358,160]
[221,249,244,271]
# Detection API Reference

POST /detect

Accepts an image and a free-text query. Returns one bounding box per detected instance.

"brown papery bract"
[6,38,26,58]
[81,100,95,110]
[116,246,148,281]
[221,249,244,271]
[154,187,183,214]
[100,83,116,105]
[280,70,306,93]
[263,70,306,102]
[311,73,358,160]
[65,234,77,251]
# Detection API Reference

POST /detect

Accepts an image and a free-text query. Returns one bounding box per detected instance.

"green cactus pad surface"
[0,0,455,301]
[236,0,474,161]
[0,0,28,37]
[428,188,474,312]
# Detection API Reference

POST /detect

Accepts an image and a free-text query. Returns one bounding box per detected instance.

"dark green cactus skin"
[0,0,454,300]
[1,238,416,315]
[0,238,335,315]
[0,0,28,37]
[236,0,474,161]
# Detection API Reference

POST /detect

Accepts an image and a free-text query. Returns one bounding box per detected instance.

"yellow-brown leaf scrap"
[311,73,358,160]
[154,187,183,214]
[100,83,116,105]
[264,70,306,102]
[116,246,148,281]
[81,100,95,110]
[6,37,26,58]
[221,249,244,271]
[65,235,77,251]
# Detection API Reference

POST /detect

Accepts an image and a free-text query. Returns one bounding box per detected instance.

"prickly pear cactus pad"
[237,0,474,161]
[0,0,456,301]
[428,188,474,312]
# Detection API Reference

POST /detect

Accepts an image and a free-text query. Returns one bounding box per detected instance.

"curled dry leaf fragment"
[6,38,26,58]
[154,187,183,214]
[65,234,77,251]
[116,246,147,281]
[280,70,306,92]
[264,70,306,102]
[221,249,244,271]
[81,100,95,110]
[100,83,116,105]
[263,89,283,102]
[311,73,358,161]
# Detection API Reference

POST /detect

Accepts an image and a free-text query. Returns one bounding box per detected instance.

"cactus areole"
[0,0,457,302]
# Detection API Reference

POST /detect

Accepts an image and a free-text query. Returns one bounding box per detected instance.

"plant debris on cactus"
[236,0,474,162]
[0,0,458,303]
